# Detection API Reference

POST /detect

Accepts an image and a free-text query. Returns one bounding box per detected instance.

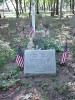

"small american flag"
[29,23,34,37]
[21,27,26,37]
[60,42,69,64]
[15,47,24,68]
[16,23,20,31]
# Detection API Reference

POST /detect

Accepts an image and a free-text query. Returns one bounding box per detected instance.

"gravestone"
[70,15,75,34]
[70,15,75,27]
[20,19,25,28]
[8,18,16,33]
[0,18,7,25]
[24,49,56,74]
[72,28,75,34]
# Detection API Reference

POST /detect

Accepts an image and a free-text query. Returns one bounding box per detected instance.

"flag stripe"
[16,23,20,31]
[21,28,26,37]
[60,42,69,64]
[29,23,34,37]
[60,52,67,64]
[15,48,24,68]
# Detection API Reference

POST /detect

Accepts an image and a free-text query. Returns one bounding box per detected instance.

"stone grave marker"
[72,27,75,34]
[24,49,56,74]
[70,15,75,27]
[20,19,25,28]
[8,18,16,33]
[70,15,75,34]
[0,18,7,25]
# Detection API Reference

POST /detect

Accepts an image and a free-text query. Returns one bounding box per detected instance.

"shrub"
[43,38,63,52]
[0,45,16,67]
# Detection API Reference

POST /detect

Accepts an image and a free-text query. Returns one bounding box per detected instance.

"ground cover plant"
[0,14,75,100]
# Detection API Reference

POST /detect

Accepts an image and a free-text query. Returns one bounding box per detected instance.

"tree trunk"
[19,0,21,14]
[24,0,26,12]
[10,0,16,11]
[54,1,55,13]
[49,4,51,11]
[56,0,59,15]
[60,0,63,20]
[36,0,39,14]
[15,0,19,18]
[70,0,72,11]
[43,0,45,12]
[42,5,43,10]
[5,0,10,12]
[51,2,55,16]
[29,0,31,17]
[72,0,74,14]
[19,0,23,14]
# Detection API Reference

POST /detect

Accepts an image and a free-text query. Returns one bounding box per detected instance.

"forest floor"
[0,15,75,100]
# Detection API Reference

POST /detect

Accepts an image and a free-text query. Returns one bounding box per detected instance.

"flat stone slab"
[70,15,75,27]
[8,18,16,33]
[24,49,56,74]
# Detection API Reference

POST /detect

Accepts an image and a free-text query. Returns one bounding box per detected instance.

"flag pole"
[31,0,35,33]
[66,37,67,43]
[3,0,4,17]
[65,37,68,45]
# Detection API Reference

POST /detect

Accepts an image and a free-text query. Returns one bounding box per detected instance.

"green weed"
[53,81,68,94]
[0,66,21,90]
[0,45,16,67]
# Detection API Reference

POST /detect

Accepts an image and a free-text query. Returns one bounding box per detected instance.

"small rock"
[27,38,35,50]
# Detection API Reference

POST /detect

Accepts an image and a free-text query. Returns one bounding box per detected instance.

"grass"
[0,15,75,99]
[0,66,21,90]
[0,44,16,67]
[20,12,29,18]
[0,33,29,68]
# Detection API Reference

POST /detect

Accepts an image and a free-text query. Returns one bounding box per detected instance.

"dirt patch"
[0,17,75,100]
[0,61,75,100]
